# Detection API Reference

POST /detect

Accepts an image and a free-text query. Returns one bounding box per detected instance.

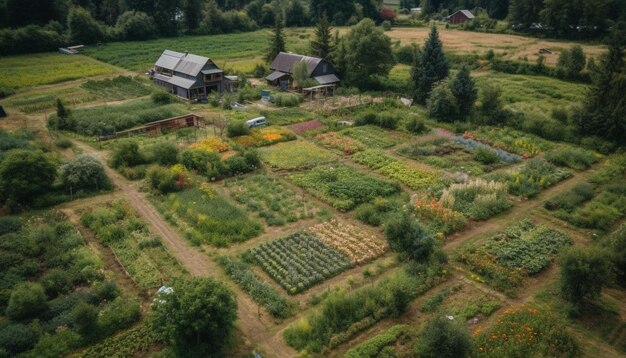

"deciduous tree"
[152,278,237,356]
[0,150,56,209]
[559,247,613,304]
[416,316,473,358]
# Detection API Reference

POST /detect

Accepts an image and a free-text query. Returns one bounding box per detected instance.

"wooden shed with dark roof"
[265,52,339,89]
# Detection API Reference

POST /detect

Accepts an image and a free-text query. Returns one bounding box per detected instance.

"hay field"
[387,27,606,65]
[0,53,122,89]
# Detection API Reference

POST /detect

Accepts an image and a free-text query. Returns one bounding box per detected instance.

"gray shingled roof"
[265,71,290,81]
[155,50,212,77]
[314,74,340,85]
[269,52,322,75]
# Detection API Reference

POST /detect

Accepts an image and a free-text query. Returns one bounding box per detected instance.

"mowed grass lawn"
[0,53,121,89]
[81,29,315,72]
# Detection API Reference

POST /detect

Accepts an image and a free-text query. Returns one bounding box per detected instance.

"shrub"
[355,110,378,126]
[97,298,140,337]
[385,213,435,262]
[146,165,179,194]
[427,80,459,121]
[0,323,40,355]
[274,93,302,107]
[377,113,400,129]
[0,216,21,235]
[59,155,110,193]
[344,325,408,358]
[151,91,172,104]
[559,247,613,305]
[41,269,73,298]
[416,316,472,358]
[54,138,72,149]
[545,147,598,170]
[226,121,250,137]
[473,146,499,164]
[71,301,99,338]
[406,117,427,134]
[109,141,144,168]
[5,282,47,320]
[144,142,178,166]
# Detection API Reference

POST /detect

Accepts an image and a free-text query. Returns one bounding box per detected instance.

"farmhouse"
[151,50,233,100]
[265,52,339,90]
[447,10,475,24]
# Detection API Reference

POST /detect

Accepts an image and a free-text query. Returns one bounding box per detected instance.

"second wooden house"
[265,52,339,90]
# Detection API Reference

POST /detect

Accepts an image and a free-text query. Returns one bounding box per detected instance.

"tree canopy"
[310,12,333,60]
[152,278,237,356]
[58,155,109,194]
[559,247,614,304]
[337,18,395,89]
[0,149,56,208]
[416,316,473,358]
[265,11,286,63]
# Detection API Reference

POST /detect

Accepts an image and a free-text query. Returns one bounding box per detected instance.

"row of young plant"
[545,153,625,230]
[458,219,573,294]
[250,233,352,295]
[80,201,187,288]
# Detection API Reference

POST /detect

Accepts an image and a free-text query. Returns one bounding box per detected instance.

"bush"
[473,147,499,165]
[226,121,250,137]
[5,282,47,320]
[144,142,178,166]
[41,269,72,298]
[385,213,434,261]
[274,93,302,107]
[115,11,156,40]
[405,117,427,134]
[0,216,21,235]
[59,155,109,193]
[151,91,172,104]
[54,138,72,149]
[377,113,400,129]
[97,298,140,337]
[427,80,459,121]
[344,325,408,358]
[382,20,392,31]
[416,316,472,358]
[146,165,179,194]
[0,323,40,355]
[109,141,144,168]
[0,25,65,56]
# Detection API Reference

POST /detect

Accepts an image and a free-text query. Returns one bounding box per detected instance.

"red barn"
[447,10,475,24]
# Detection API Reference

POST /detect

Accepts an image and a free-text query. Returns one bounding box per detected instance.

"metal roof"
[154,50,213,77]
[201,68,223,75]
[269,52,322,75]
[167,76,197,89]
[314,74,340,85]
[265,71,289,81]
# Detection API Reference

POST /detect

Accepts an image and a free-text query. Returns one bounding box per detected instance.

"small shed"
[447,10,475,24]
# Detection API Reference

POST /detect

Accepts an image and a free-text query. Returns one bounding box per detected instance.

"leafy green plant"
[545,147,599,170]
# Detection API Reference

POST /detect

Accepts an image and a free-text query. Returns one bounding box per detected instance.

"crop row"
[308,220,387,264]
[250,233,352,294]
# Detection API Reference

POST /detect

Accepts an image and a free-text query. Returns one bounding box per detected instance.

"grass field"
[81,29,314,72]
[386,27,606,66]
[0,53,121,89]
[2,76,151,113]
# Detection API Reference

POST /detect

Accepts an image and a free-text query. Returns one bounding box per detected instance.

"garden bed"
[156,186,262,247]
[232,126,296,147]
[458,220,572,294]
[224,174,320,226]
[250,232,352,294]
[288,164,400,211]
[353,149,448,192]
[340,125,411,149]
[308,220,388,264]
[487,158,571,198]
[259,140,337,170]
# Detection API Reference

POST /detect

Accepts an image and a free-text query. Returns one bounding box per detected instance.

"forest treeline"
[0,0,625,55]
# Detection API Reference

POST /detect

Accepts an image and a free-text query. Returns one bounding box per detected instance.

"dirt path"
[69,140,296,357]
[444,168,594,252]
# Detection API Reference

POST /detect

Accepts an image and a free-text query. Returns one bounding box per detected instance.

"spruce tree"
[265,11,286,63]
[413,26,449,104]
[310,12,334,60]
[576,40,625,145]
[450,65,477,117]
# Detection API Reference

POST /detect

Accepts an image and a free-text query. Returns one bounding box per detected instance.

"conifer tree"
[413,26,449,104]
[265,11,285,63]
[450,65,477,117]
[310,12,334,60]
[575,39,625,145]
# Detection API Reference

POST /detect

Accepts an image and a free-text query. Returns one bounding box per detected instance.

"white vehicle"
[246,116,267,128]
